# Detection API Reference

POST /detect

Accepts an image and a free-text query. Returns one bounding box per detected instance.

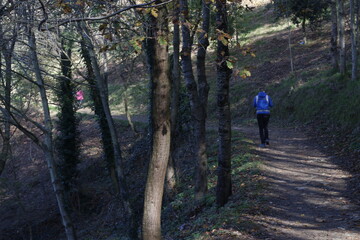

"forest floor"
[2,2,360,239]
[2,113,360,240]
[234,122,360,240]
[110,113,360,240]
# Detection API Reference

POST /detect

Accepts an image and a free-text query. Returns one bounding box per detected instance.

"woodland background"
[0,0,359,239]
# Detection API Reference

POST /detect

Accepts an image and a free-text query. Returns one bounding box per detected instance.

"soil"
[1,2,359,239]
[236,124,360,240]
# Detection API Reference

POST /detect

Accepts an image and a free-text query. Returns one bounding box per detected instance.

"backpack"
[256,95,269,110]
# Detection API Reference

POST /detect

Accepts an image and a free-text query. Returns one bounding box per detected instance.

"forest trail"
[110,114,360,239]
[236,124,360,240]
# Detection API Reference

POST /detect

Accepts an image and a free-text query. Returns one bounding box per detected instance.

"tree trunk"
[142,2,171,239]
[196,0,211,199]
[0,23,16,176]
[57,41,80,194]
[338,0,346,75]
[28,29,77,240]
[166,0,181,196]
[331,0,339,71]
[79,22,136,239]
[79,39,119,192]
[301,16,307,44]
[123,88,137,133]
[120,71,137,133]
[0,47,13,176]
[145,14,157,150]
[180,0,208,201]
[288,20,294,72]
[215,0,232,207]
[350,0,358,80]
[171,1,181,137]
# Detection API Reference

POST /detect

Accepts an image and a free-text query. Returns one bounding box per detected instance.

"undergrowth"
[271,71,360,155]
[226,1,360,158]
[162,130,265,239]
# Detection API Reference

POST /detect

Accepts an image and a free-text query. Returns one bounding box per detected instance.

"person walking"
[75,89,84,105]
[253,90,273,148]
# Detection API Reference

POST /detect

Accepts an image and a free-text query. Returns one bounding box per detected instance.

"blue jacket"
[253,91,273,114]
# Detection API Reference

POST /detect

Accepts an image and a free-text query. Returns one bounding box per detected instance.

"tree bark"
[145,14,157,150]
[0,23,16,176]
[166,0,181,196]
[79,39,119,192]
[350,0,358,80]
[0,45,13,176]
[301,15,307,44]
[195,0,211,199]
[331,0,339,71]
[119,65,137,133]
[180,0,208,201]
[79,22,136,239]
[142,2,171,239]
[171,0,181,137]
[28,29,77,240]
[288,20,294,72]
[215,0,232,207]
[123,87,137,133]
[57,40,80,194]
[338,0,346,75]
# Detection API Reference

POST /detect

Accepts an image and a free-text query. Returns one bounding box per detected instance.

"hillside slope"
[228,2,359,165]
[1,1,360,240]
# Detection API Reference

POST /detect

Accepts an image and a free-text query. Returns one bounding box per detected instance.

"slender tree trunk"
[79,39,119,192]
[180,0,208,201]
[339,0,346,75]
[0,24,15,176]
[142,2,171,239]
[79,22,136,239]
[301,16,307,44]
[120,71,137,133]
[351,0,358,80]
[331,0,339,71]
[357,0,360,77]
[166,0,181,196]
[288,20,294,72]
[215,0,232,207]
[57,41,80,194]
[0,49,13,175]
[171,1,181,137]
[197,0,211,109]
[102,51,109,99]
[123,88,137,133]
[76,6,119,193]
[195,0,211,199]
[28,29,77,240]
[145,14,156,150]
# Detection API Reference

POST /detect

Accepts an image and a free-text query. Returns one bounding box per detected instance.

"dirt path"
[236,125,360,240]
[109,114,360,239]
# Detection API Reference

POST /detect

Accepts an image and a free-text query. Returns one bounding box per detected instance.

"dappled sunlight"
[243,0,271,7]
[236,125,360,239]
[245,22,290,44]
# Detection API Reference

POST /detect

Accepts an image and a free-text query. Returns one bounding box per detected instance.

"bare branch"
[0,93,47,133]
[0,105,46,150]
[39,0,174,31]
[37,0,48,31]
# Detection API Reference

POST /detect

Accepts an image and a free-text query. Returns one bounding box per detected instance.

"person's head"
[257,88,265,95]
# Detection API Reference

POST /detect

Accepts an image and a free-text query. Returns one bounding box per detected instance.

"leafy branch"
[38,0,174,31]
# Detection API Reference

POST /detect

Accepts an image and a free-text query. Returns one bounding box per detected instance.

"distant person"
[75,89,84,106]
[253,90,273,148]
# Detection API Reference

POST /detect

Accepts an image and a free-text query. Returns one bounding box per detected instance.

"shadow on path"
[235,125,360,240]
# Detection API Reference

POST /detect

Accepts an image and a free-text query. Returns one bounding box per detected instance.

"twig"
[39,0,174,31]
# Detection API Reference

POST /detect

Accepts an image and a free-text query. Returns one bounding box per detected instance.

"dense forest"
[0,0,359,239]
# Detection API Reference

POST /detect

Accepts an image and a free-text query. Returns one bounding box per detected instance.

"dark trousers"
[257,114,270,144]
